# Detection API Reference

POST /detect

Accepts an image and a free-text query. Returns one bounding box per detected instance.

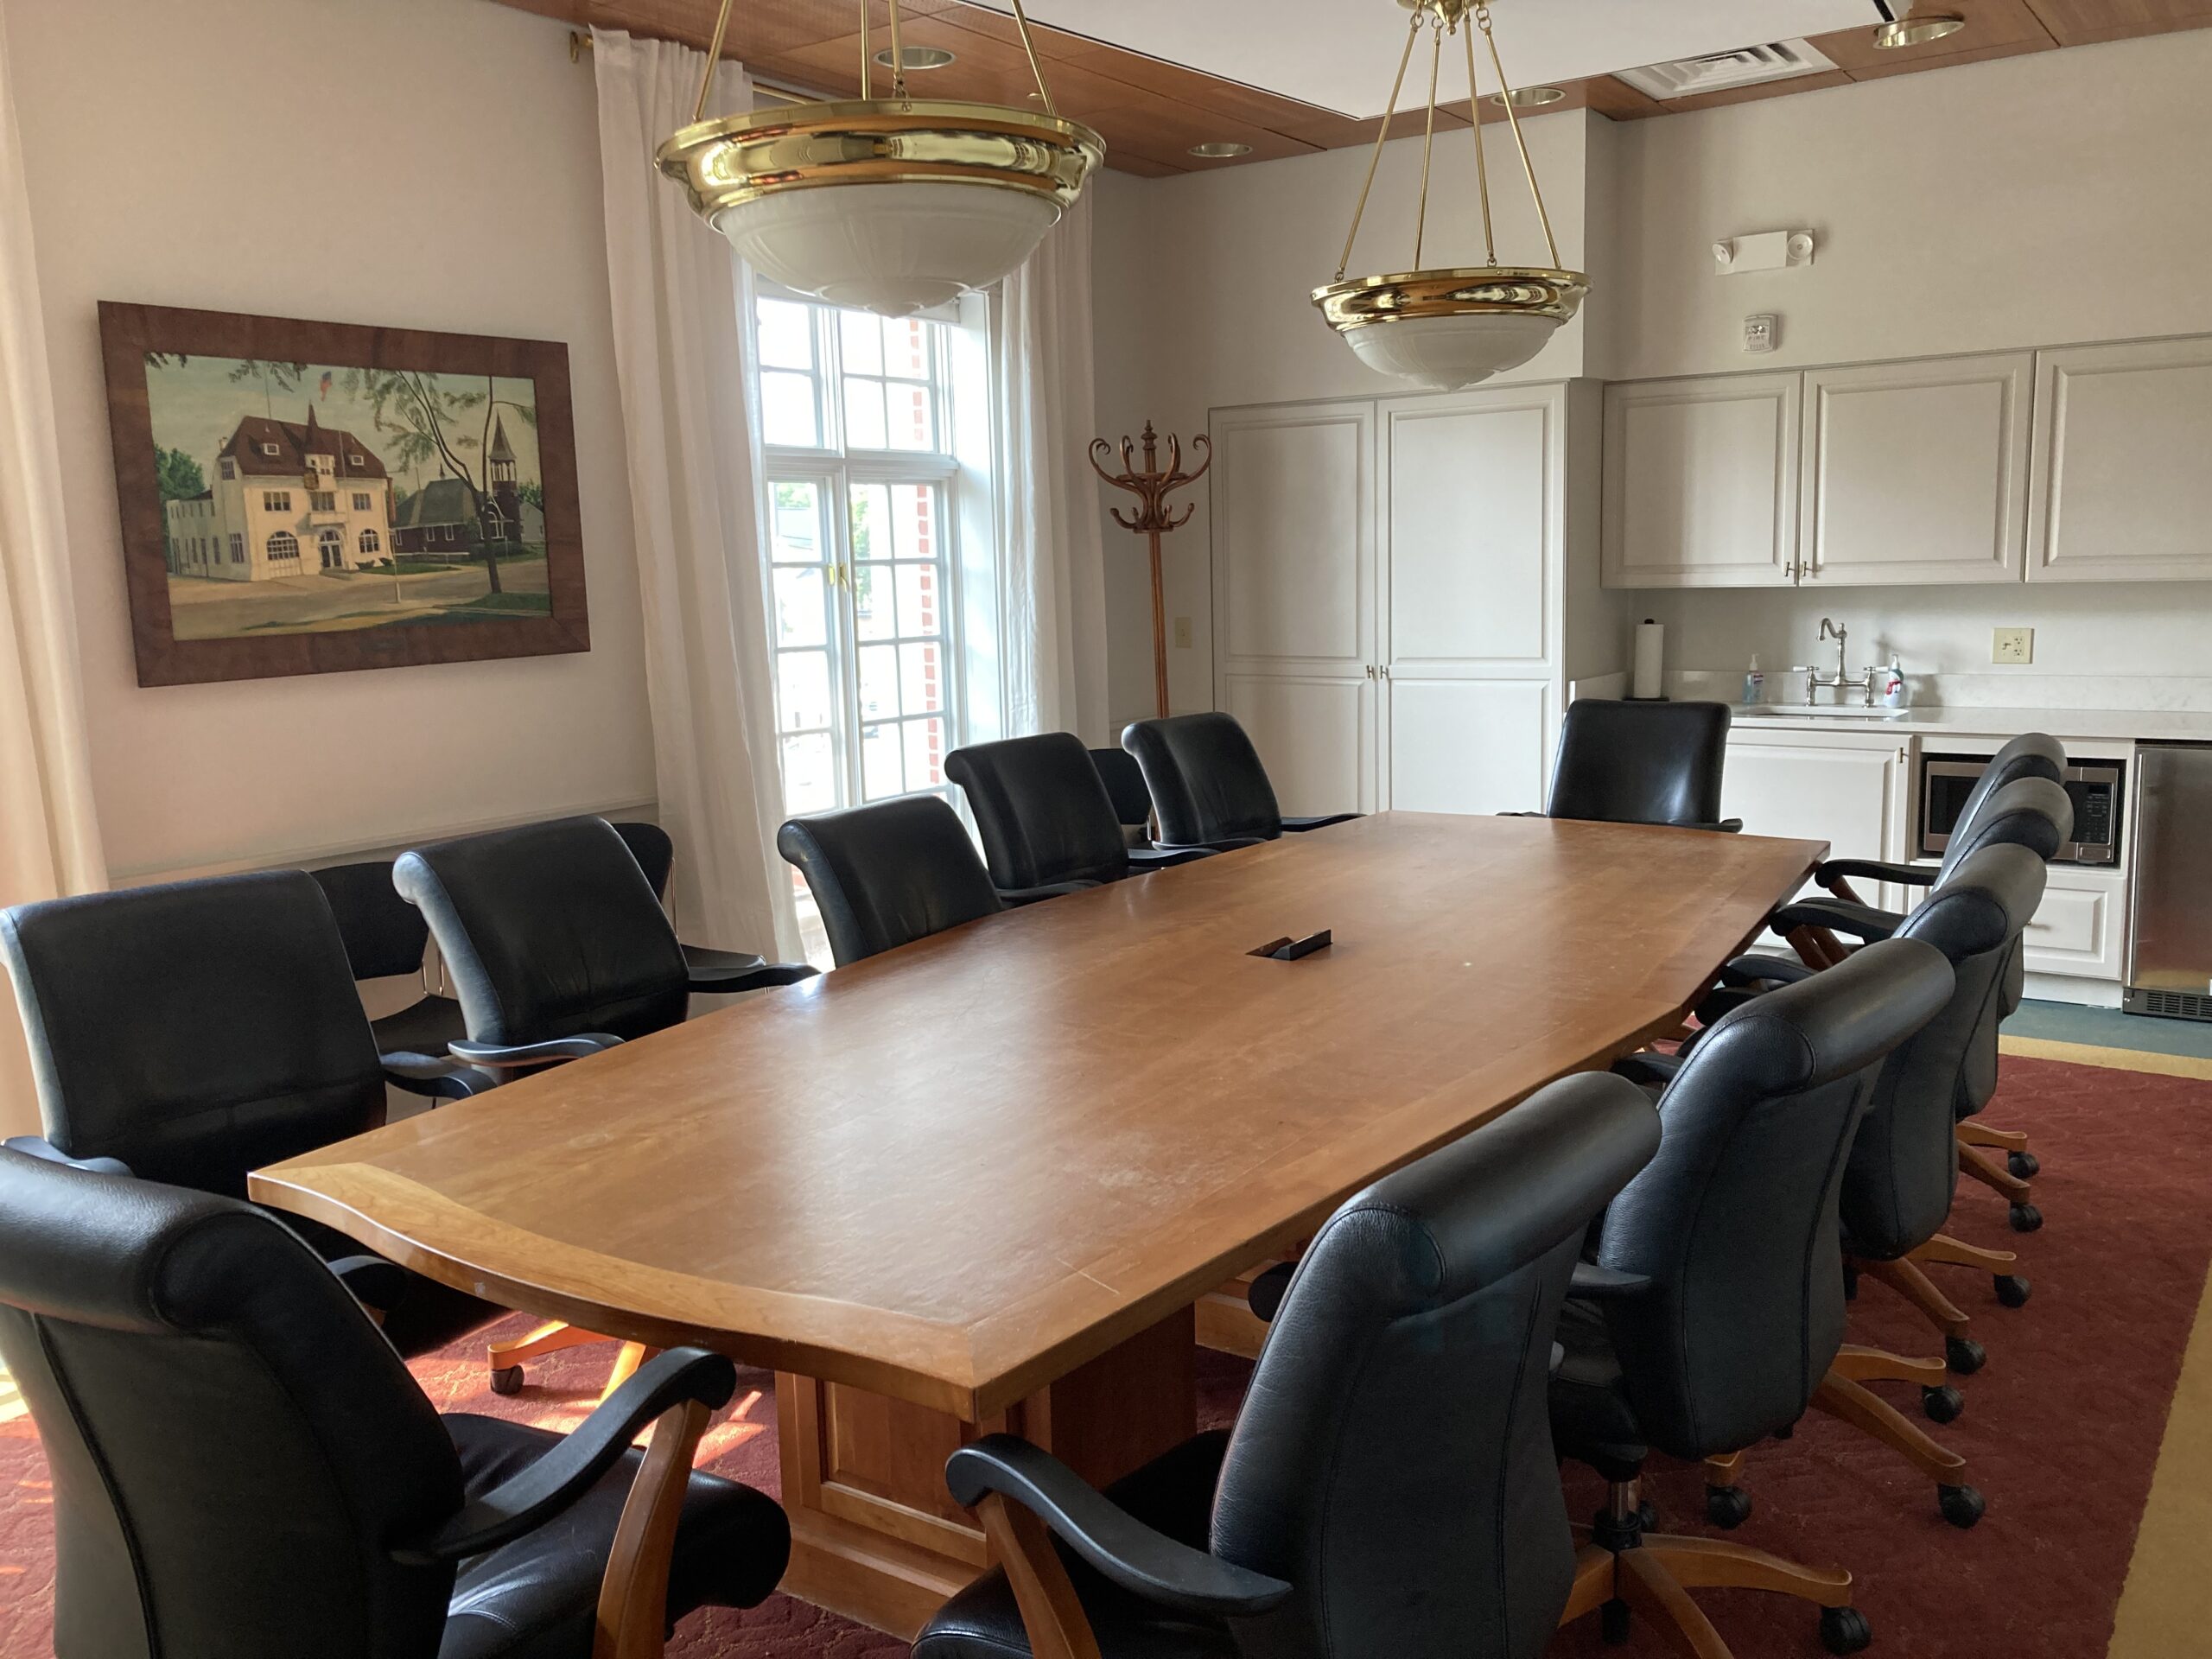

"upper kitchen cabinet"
[1602,373,1800,588]
[1798,353,2032,587]
[2028,335,2212,583]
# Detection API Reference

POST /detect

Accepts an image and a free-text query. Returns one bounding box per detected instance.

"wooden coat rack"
[1090,423,1211,719]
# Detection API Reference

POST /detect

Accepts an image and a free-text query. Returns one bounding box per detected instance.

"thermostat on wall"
[1744,314,1778,354]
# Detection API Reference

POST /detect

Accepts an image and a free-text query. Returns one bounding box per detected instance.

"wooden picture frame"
[99,302,591,686]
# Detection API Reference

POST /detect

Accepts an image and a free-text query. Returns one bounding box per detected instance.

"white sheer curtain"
[997,194,1111,742]
[593,29,799,961]
[0,4,105,1134]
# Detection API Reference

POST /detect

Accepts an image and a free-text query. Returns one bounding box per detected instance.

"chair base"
[489,1320,655,1405]
[1699,1359,1984,1531]
[1562,1478,1865,1656]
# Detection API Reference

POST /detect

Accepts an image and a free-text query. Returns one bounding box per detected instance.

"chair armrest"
[1569,1262,1655,1301]
[1246,1262,1295,1324]
[327,1254,410,1313]
[1127,845,1216,871]
[996,880,1100,907]
[1815,858,1934,893]
[1677,818,1744,835]
[1771,898,1902,943]
[944,1435,1293,1618]
[448,1034,623,1070]
[683,946,819,995]
[1281,813,1361,834]
[1611,1052,1684,1090]
[390,1347,738,1566]
[2,1136,133,1178]
[1719,955,1815,988]
[380,1052,499,1100]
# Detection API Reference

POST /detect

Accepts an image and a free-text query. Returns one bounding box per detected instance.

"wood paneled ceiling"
[501,0,2212,175]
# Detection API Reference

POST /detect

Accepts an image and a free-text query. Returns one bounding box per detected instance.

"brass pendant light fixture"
[1314,0,1587,391]
[1873,4,1967,49]
[657,0,1104,317]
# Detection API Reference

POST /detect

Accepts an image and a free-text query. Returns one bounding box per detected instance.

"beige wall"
[1090,111,1598,732]
[7,0,655,889]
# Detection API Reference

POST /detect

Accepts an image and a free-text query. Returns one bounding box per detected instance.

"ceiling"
[502,0,2212,175]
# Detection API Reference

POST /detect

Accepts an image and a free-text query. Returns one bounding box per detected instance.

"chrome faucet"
[1790,619,1879,706]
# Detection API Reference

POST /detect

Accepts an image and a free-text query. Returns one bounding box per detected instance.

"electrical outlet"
[1992,627,2034,665]
[1173,616,1192,649]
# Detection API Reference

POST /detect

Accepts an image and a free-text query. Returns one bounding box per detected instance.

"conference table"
[252,811,1825,1643]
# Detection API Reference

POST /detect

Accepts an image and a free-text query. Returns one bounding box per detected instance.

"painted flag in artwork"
[319,371,333,401]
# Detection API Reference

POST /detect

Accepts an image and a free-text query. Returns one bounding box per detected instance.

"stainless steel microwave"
[1919,753,2121,866]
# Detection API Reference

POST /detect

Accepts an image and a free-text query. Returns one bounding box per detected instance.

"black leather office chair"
[913,1071,1662,1659]
[0,1148,789,1659]
[1543,699,1741,830]
[1550,938,1955,1656]
[1121,713,1359,850]
[0,872,494,1358]
[1090,747,1157,849]
[611,819,676,898]
[311,858,467,1061]
[395,817,815,1389]
[777,794,1006,967]
[948,734,1213,902]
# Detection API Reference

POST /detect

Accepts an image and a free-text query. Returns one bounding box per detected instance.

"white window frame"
[758,289,970,818]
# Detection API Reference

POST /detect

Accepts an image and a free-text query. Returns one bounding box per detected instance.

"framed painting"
[99,302,591,686]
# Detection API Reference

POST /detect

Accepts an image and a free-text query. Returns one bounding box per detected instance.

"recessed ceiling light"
[1484,86,1567,109]
[1872,5,1967,48]
[1189,141,1253,159]
[874,45,957,70]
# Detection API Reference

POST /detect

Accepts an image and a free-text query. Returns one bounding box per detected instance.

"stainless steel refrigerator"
[2126,742,2212,1022]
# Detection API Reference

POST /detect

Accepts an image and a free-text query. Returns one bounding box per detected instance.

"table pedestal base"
[777,1307,1198,1638]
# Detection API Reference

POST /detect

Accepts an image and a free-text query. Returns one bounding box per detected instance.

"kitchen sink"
[1738,703,1909,721]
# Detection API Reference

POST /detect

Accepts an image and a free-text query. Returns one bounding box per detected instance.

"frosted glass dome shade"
[1341,311,1562,391]
[716,181,1063,317]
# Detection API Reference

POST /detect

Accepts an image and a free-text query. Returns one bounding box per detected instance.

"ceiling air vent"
[1616,40,1839,101]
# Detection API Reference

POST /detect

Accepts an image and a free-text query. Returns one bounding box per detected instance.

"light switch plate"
[1993,626,2034,664]
[1173,616,1192,649]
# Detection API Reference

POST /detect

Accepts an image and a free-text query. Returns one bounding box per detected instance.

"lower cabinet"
[2020,868,2126,982]
[1723,730,1916,938]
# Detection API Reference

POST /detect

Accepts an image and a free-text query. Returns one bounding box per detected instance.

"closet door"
[1377,385,1567,816]
[1211,401,1376,816]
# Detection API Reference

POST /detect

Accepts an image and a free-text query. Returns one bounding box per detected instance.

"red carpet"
[2,1055,2205,1656]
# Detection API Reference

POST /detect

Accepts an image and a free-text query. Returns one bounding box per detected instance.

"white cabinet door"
[1800,353,2031,587]
[1211,401,1375,676]
[1222,672,1375,817]
[1604,374,1801,588]
[2028,335,2212,582]
[1723,734,1912,932]
[1376,385,1567,815]
[1384,679,1552,815]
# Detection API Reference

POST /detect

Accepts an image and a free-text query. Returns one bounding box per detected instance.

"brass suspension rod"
[1413,15,1443,270]
[1008,0,1058,116]
[1463,18,1496,267]
[692,0,738,122]
[1478,3,1560,268]
[1336,10,1423,282]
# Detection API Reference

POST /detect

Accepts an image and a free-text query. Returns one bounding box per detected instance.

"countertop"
[1729,704,2212,742]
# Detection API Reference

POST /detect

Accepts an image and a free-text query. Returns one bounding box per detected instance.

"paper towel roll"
[1631,620,1665,700]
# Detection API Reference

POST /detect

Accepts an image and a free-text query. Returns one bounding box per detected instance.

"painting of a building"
[391,416,545,558]
[162,409,394,582]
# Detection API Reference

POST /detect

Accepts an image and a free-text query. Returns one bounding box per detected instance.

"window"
[228,533,244,563]
[219,457,236,480]
[757,296,962,825]
[318,527,344,567]
[359,528,380,556]
[353,492,372,512]
[263,490,291,512]
[310,491,336,512]
[266,531,299,561]
[349,453,366,467]
[258,442,280,458]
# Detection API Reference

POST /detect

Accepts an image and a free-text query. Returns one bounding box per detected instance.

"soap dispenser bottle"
[1743,654,1766,708]
[1880,654,1910,710]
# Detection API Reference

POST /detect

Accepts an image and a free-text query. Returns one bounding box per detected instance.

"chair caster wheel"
[1637,1500,1659,1534]
[2008,1151,2039,1180]
[488,1365,524,1396]
[1601,1598,1632,1644]
[1994,1274,2031,1308]
[1821,1605,1872,1655]
[1922,1384,1965,1425]
[1946,1335,1986,1376]
[2010,1203,2043,1234]
[1706,1484,1753,1529]
[1939,1483,1986,1529]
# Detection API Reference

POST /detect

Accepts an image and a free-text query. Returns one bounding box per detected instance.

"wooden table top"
[253,813,1823,1420]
